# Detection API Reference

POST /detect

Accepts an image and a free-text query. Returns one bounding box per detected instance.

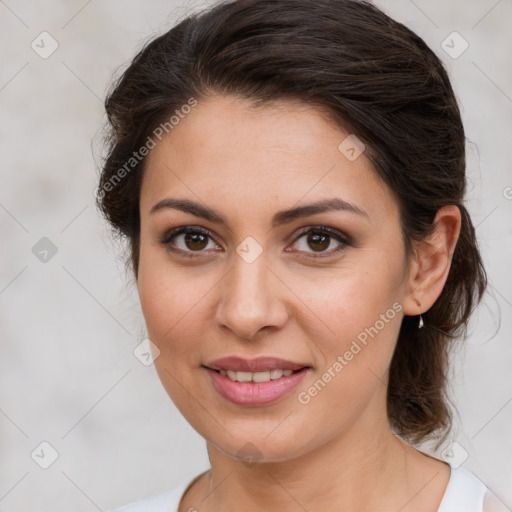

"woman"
[98,0,506,510]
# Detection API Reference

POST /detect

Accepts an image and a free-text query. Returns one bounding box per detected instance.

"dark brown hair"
[97,0,487,445]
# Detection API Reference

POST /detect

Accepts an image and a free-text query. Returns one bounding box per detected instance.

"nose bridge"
[216,245,285,339]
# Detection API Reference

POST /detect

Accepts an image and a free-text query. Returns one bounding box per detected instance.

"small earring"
[418,315,424,329]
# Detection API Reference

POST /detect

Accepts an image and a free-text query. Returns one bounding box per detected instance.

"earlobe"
[402,205,462,316]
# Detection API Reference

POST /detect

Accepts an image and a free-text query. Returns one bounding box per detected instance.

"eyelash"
[159,225,352,259]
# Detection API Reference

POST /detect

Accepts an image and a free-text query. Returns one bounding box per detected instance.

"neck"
[207,426,402,511]
[187,388,448,512]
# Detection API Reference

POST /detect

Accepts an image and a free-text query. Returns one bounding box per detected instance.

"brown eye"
[290,226,351,257]
[183,231,209,251]
[160,226,219,257]
[306,232,330,252]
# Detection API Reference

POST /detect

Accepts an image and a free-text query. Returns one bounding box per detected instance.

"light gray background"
[1,0,511,510]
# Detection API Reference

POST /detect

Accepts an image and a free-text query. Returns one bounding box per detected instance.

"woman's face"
[137,95,414,462]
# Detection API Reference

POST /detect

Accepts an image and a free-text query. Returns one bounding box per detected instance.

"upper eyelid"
[161,226,219,245]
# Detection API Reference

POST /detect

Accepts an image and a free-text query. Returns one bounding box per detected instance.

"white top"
[109,465,508,512]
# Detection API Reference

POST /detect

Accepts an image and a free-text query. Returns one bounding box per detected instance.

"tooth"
[252,371,271,383]
[221,369,296,382]
[236,371,253,382]
[270,369,284,380]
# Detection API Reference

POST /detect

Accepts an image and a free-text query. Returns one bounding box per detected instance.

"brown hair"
[97,0,487,445]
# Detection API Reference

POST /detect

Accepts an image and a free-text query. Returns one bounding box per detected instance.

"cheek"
[291,258,404,342]
[137,249,192,352]
[289,248,406,399]
[290,277,403,446]
[136,246,220,375]
[137,257,208,410]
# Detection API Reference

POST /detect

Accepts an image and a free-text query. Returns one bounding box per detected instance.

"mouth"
[202,366,307,383]
[201,356,312,406]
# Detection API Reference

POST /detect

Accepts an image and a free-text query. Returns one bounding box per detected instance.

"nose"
[215,250,289,341]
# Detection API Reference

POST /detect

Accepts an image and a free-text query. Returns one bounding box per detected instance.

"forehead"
[140,95,399,226]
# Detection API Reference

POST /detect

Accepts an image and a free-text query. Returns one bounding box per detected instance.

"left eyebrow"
[149,197,369,228]
[271,198,368,228]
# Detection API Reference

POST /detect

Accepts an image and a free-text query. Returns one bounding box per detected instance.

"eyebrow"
[149,197,368,228]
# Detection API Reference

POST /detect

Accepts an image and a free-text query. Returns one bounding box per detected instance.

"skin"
[137,94,461,512]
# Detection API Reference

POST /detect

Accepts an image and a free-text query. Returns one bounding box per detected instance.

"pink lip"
[204,366,311,406]
[203,356,309,372]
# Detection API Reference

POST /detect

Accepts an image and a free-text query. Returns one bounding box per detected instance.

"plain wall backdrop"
[1,0,511,510]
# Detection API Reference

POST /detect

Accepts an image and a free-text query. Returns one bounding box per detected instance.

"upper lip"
[203,356,310,373]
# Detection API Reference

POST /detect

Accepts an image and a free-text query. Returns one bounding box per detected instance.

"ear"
[402,205,462,316]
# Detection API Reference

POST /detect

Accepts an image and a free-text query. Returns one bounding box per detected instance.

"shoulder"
[107,480,190,512]
[437,466,509,512]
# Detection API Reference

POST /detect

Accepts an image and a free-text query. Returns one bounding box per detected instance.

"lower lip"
[204,367,310,406]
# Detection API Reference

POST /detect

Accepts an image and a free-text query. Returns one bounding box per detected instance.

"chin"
[208,429,315,466]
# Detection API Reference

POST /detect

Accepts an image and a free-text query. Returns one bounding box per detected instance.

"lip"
[204,366,311,406]
[203,356,309,372]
